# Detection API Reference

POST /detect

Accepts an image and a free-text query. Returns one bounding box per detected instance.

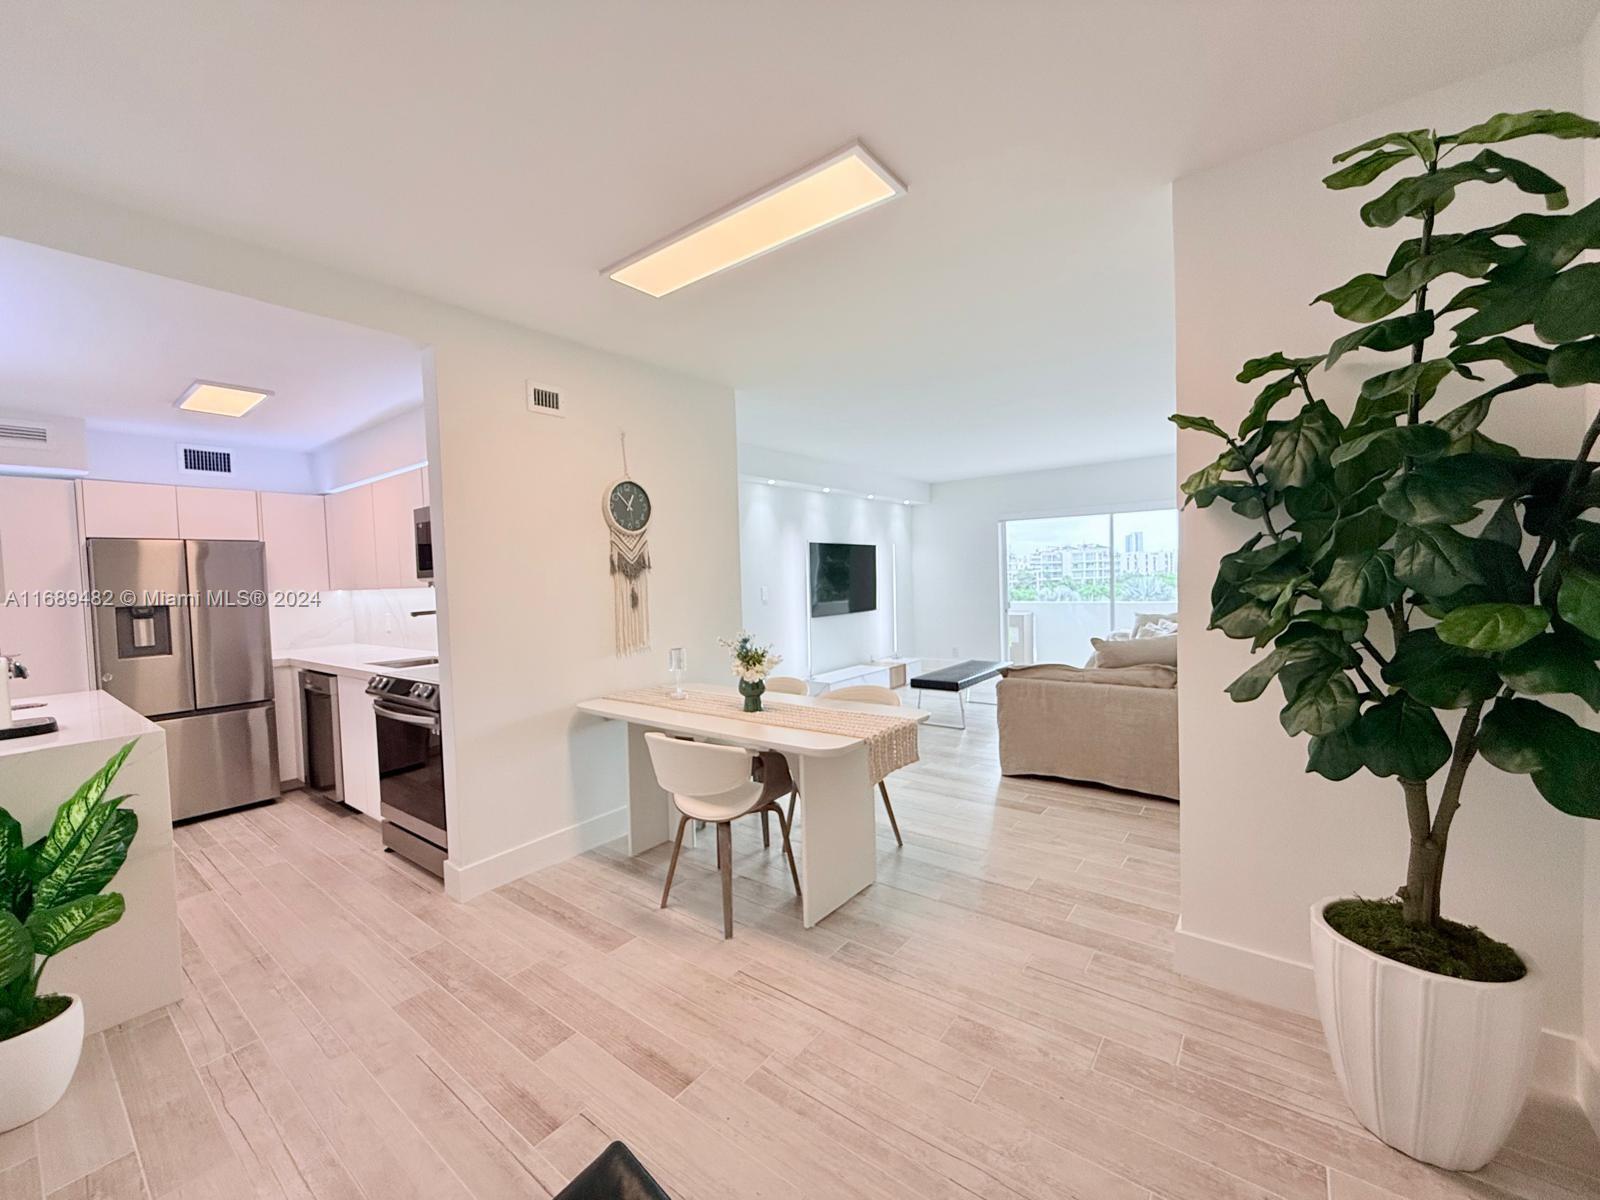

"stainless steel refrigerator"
[87,538,280,821]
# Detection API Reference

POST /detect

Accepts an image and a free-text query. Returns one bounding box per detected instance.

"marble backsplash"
[270,587,438,654]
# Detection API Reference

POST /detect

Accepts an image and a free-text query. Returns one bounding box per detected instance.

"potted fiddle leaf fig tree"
[1173,109,1600,1172]
[0,740,139,1132]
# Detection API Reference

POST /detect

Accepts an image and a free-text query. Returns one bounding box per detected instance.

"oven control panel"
[365,674,440,711]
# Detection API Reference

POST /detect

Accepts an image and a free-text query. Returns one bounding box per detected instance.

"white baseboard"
[442,805,628,902]
[1174,921,1318,1015]
[1580,1041,1600,1141]
[1175,921,1580,1098]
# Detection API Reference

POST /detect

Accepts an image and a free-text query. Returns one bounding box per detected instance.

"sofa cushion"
[1091,633,1177,668]
[1004,663,1176,689]
[1132,611,1178,637]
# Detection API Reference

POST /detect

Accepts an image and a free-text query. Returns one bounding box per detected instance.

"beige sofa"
[996,663,1178,800]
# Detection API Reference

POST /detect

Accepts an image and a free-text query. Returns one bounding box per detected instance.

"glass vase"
[739,678,765,713]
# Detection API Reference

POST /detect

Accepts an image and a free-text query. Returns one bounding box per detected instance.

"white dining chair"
[645,732,800,938]
[765,675,809,695]
[815,684,904,846]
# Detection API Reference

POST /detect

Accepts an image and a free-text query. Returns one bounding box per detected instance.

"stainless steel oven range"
[367,672,446,877]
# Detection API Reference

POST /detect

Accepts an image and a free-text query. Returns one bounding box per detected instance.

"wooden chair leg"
[786,790,797,828]
[716,822,734,939]
[660,815,689,908]
[761,808,771,848]
[774,804,801,898]
[879,780,903,846]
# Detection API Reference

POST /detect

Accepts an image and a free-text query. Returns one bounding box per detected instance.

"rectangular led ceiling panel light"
[607,141,905,298]
[176,381,273,417]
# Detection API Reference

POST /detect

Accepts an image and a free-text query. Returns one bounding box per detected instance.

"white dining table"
[575,687,929,927]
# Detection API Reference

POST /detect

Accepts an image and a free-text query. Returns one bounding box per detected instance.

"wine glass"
[666,647,687,698]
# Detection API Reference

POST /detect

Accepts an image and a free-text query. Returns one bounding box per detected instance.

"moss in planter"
[0,993,70,1042]
[1325,898,1526,983]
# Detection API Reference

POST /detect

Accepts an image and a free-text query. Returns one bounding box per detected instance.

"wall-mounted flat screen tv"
[810,542,877,617]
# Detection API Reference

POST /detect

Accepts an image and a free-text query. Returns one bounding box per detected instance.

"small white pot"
[0,995,84,1133]
[1310,900,1543,1172]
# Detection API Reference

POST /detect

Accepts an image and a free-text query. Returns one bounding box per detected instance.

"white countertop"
[273,643,440,685]
[1,689,163,759]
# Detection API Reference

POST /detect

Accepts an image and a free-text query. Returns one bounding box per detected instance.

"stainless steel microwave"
[414,505,433,580]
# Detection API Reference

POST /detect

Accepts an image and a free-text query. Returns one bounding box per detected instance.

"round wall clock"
[604,477,652,656]
[605,478,652,533]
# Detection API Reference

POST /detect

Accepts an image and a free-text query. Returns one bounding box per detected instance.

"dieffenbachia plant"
[1173,110,1600,932]
[0,740,138,1040]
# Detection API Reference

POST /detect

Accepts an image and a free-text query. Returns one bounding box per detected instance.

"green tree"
[1174,110,1600,940]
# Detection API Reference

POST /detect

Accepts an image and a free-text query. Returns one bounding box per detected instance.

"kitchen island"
[1,691,181,1033]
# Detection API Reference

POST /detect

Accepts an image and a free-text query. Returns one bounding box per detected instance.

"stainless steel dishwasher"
[299,670,344,804]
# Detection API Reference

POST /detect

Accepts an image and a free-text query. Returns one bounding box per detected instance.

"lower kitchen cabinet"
[336,674,381,818]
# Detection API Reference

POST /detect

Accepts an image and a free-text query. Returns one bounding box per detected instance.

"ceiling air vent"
[179,445,234,475]
[0,421,49,447]
[527,383,563,417]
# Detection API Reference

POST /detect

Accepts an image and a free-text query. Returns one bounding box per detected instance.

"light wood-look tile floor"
[5,701,1596,1199]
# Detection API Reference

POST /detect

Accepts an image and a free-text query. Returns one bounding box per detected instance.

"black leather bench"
[909,659,1009,728]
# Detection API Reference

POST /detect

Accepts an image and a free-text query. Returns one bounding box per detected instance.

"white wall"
[1581,9,1600,1136]
[83,427,319,493]
[0,170,743,902]
[911,455,1175,663]
[1174,47,1591,1070]
[739,480,911,678]
[736,443,930,505]
[313,405,427,493]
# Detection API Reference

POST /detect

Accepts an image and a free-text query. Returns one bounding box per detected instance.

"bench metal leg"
[914,688,968,730]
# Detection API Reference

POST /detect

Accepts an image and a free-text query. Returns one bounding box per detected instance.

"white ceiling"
[0,1,1593,480]
[0,237,423,450]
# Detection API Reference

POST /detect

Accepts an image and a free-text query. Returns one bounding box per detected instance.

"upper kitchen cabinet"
[175,485,260,540]
[79,480,180,539]
[324,485,379,590]
[371,468,425,588]
[259,492,330,592]
[0,476,91,696]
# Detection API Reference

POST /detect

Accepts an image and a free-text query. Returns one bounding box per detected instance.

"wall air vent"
[527,383,564,417]
[0,421,49,447]
[179,445,234,475]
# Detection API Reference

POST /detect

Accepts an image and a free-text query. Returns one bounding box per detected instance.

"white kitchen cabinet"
[259,492,330,593]
[324,485,379,591]
[273,665,303,784]
[335,674,381,817]
[175,486,260,540]
[371,469,425,588]
[79,480,179,539]
[0,477,91,697]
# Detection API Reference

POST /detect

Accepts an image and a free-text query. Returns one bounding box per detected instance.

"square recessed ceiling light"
[606,141,905,298]
[176,380,273,418]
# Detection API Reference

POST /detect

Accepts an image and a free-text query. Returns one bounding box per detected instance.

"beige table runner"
[604,686,920,783]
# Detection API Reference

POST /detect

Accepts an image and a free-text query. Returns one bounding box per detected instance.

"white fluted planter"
[1309,900,1542,1172]
[0,995,84,1132]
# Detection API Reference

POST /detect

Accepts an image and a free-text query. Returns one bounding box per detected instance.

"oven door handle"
[372,700,440,730]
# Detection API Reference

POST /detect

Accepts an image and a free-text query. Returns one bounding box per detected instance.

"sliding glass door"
[1001,508,1177,666]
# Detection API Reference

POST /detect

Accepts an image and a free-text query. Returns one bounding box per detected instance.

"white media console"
[808,656,921,693]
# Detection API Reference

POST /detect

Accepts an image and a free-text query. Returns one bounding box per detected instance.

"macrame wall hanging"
[604,431,653,657]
